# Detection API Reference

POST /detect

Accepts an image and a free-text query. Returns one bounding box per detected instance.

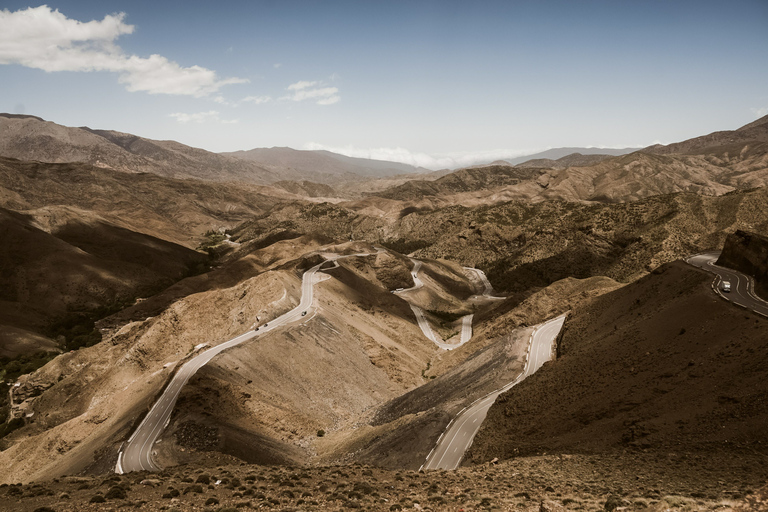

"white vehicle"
[721,281,731,293]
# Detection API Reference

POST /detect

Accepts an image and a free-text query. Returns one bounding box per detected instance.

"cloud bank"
[170,111,238,124]
[283,80,340,105]
[0,5,246,96]
[303,143,538,170]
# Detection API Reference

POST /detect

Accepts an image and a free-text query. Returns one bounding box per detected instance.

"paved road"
[421,314,567,471]
[686,251,768,317]
[397,259,502,350]
[463,266,504,300]
[116,252,371,474]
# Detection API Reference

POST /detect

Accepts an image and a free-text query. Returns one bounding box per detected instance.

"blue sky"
[1,1,767,169]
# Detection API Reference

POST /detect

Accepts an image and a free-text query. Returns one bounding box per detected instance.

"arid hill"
[370,165,543,201]
[467,260,768,467]
[0,156,298,248]
[0,114,428,186]
[0,207,205,339]
[365,116,768,205]
[221,146,424,184]
[231,187,768,299]
[513,152,617,169]
[0,114,281,184]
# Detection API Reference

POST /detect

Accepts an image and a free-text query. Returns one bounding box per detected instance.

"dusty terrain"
[468,261,768,474]
[231,186,768,300]
[364,114,768,206]
[1,113,768,512]
[1,456,766,511]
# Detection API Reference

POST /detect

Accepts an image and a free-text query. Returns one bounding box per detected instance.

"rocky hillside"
[717,229,768,299]
[646,113,768,157]
[1,455,764,511]
[371,165,543,201]
[232,187,768,300]
[513,152,618,169]
[467,261,768,465]
[365,116,768,205]
[0,156,296,248]
[0,114,284,184]
[0,206,205,348]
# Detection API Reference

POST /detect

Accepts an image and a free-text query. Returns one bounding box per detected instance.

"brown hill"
[0,156,295,248]
[467,260,768,462]
[221,146,424,184]
[0,114,277,184]
[646,114,768,157]
[371,165,543,201]
[0,206,205,349]
[368,117,768,205]
[234,187,768,301]
[514,152,618,169]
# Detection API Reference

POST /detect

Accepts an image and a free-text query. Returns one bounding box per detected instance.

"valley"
[0,113,767,512]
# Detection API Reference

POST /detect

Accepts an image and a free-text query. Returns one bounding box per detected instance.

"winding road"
[116,252,372,474]
[686,251,768,317]
[421,314,567,471]
[396,259,503,350]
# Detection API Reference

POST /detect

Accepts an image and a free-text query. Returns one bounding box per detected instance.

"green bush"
[317,429,325,437]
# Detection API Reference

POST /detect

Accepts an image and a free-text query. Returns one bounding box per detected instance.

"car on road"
[721,281,731,292]
[302,311,307,316]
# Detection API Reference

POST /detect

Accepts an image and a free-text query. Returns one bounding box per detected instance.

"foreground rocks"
[2,453,766,511]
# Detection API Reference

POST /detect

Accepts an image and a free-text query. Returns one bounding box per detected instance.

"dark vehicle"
[302,311,307,316]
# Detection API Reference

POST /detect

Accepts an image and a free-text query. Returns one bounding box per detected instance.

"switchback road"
[397,259,503,350]
[421,314,567,470]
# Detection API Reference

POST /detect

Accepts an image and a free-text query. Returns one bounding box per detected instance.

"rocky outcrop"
[717,230,768,300]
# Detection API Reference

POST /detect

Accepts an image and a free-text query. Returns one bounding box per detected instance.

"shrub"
[105,486,126,499]
[89,494,106,503]
[317,429,326,437]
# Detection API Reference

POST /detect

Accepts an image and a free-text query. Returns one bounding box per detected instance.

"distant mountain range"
[363,115,768,205]
[1,112,766,202]
[504,146,640,165]
[0,113,641,187]
[221,147,428,182]
[0,114,425,185]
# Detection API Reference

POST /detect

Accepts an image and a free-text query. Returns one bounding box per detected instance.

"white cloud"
[0,6,246,97]
[752,106,768,118]
[302,143,539,170]
[287,80,318,91]
[282,80,340,105]
[242,95,272,105]
[169,110,238,124]
[273,63,282,69]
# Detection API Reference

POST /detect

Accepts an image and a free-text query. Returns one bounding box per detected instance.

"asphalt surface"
[397,259,502,350]
[421,314,567,471]
[686,251,768,317]
[116,252,371,474]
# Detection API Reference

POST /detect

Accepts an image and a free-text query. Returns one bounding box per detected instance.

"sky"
[1,1,767,169]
